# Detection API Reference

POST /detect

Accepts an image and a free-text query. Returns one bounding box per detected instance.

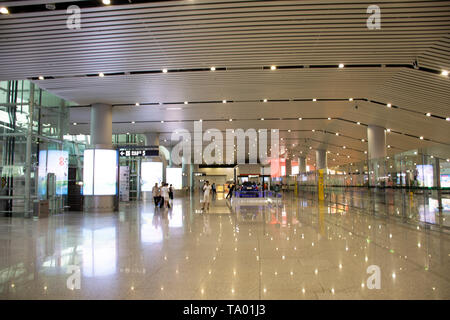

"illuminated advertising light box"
[166,167,182,189]
[291,160,299,175]
[141,162,163,191]
[83,149,118,195]
[416,164,434,187]
[83,149,94,195]
[38,150,69,197]
[440,175,450,188]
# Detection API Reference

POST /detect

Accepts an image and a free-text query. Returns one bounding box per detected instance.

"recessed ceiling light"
[328,117,331,120]
[38,76,44,80]
[387,103,392,108]
[343,146,346,149]
[102,0,111,5]
[386,128,391,132]
[335,133,339,136]
[263,99,267,102]
[222,100,227,103]
[161,120,164,123]
[349,98,353,101]
[313,98,317,102]
[199,119,202,122]
[361,139,365,142]
[441,70,449,77]
[135,102,139,106]
[0,7,9,14]
[184,101,188,104]
[131,121,135,124]
[126,132,130,135]
[357,122,361,125]
[312,129,315,132]
[387,145,391,148]
[229,119,232,122]
[261,118,264,120]
[364,151,367,154]
[446,117,450,121]
[73,122,77,125]
[99,72,104,77]
[270,65,276,70]
[338,63,344,68]
[298,117,302,120]
[419,136,424,140]
[162,68,168,73]
[210,66,216,71]
[426,112,431,117]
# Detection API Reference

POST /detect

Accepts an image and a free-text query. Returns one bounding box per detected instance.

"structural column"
[91,103,113,148]
[367,125,386,160]
[285,157,292,176]
[315,149,327,170]
[84,103,116,213]
[367,125,387,186]
[299,156,307,173]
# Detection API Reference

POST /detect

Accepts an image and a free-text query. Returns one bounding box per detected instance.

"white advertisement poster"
[94,149,118,195]
[141,162,163,191]
[83,149,94,195]
[119,166,130,202]
[38,150,69,197]
[83,149,118,195]
[166,167,182,190]
[416,164,434,187]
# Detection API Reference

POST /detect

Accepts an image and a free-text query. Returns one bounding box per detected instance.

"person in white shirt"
[160,183,171,209]
[202,180,212,211]
[152,183,160,207]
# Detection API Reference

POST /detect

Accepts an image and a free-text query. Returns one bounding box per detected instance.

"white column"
[315,149,327,170]
[85,103,116,213]
[299,156,307,173]
[90,103,112,148]
[367,125,386,160]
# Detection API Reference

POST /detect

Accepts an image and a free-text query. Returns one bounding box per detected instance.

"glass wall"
[0,80,78,217]
[297,149,450,228]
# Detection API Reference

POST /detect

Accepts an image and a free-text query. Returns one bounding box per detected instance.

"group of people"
[152,183,174,209]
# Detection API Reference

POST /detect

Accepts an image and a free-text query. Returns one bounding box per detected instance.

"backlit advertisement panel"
[141,162,163,191]
[83,149,117,195]
[83,149,94,195]
[94,150,118,195]
[38,150,69,197]
[166,167,182,189]
[416,164,434,187]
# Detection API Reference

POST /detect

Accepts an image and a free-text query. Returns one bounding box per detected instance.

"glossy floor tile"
[0,191,449,300]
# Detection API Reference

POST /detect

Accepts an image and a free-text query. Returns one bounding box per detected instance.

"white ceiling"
[0,0,449,164]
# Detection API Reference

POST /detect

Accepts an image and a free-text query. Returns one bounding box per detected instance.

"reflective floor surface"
[0,192,449,299]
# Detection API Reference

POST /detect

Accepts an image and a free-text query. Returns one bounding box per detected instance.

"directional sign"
[118,147,159,157]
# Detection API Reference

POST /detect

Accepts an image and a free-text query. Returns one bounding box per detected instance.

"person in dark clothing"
[226,183,235,199]
[211,183,216,199]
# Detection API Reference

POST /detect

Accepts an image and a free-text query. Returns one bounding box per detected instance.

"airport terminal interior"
[0,0,449,300]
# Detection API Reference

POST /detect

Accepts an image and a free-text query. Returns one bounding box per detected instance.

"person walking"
[169,184,174,205]
[160,183,171,209]
[211,183,216,200]
[202,180,212,211]
[152,183,160,207]
[226,183,235,199]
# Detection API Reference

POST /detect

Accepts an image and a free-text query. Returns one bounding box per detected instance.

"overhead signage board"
[118,147,159,158]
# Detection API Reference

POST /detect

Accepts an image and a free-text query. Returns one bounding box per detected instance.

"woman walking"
[202,181,212,211]
[152,183,161,207]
